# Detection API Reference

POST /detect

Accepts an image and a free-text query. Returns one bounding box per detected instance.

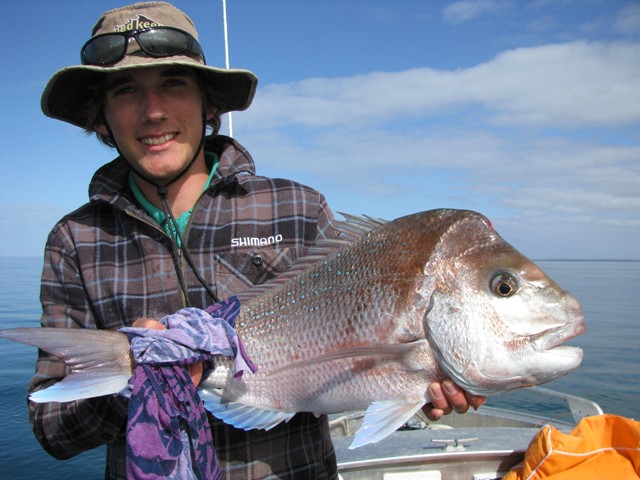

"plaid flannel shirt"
[29,136,339,480]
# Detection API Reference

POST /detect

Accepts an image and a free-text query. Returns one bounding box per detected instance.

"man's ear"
[94,123,109,136]
[206,105,218,121]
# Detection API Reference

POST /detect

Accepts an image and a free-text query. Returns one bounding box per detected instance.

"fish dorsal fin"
[199,388,296,431]
[350,401,425,449]
[334,213,388,241]
[237,213,388,305]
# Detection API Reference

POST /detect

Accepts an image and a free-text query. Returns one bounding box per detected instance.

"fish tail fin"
[30,372,132,403]
[0,327,131,403]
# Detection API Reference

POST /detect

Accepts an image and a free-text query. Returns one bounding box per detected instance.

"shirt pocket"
[214,246,302,298]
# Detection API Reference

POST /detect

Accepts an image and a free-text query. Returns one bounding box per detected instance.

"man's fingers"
[467,393,487,410]
[131,318,165,330]
[131,318,203,387]
[442,380,470,414]
[188,362,204,387]
[424,381,487,420]
[424,382,452,420]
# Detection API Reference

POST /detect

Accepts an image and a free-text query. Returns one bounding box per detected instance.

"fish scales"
[0,209,585,448]
[206,211,493,412]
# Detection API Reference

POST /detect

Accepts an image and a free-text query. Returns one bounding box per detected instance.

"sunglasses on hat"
[81,26,205,66]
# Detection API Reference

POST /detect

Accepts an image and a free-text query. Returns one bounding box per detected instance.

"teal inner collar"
[128,151,219,245]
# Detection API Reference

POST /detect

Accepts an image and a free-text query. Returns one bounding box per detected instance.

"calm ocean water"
[0,256,638,479]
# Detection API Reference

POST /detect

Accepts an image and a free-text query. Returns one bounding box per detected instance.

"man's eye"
[111,86,135,97]
[164,78,186,87]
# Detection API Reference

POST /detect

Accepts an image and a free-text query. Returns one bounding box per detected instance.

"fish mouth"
[531,320,585,352]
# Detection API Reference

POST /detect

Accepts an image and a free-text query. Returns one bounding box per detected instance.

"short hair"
[85,68,223,148]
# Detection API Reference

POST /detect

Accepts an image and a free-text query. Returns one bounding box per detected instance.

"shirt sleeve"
[28,224,128,460]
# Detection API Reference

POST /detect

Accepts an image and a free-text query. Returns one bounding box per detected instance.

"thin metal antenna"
[222,0,233,137]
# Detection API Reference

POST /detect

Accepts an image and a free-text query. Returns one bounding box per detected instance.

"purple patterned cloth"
[119,296,256,480]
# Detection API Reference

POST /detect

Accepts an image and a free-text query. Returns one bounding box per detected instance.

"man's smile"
[140,133,178,146]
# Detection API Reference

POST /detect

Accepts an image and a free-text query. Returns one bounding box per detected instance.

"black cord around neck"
[157,186,219,304]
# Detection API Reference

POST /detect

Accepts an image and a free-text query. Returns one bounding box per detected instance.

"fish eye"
[490,272,519,298]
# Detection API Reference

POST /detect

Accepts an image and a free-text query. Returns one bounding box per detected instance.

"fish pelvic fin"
[199,388,296,431]
[349,401,425,449]
[0,327,132,403]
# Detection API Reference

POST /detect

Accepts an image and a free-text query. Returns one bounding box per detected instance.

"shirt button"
[251,254,263,267]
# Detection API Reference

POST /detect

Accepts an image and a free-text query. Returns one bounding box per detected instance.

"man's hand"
[422,380,486,421]
[131,317,204,387]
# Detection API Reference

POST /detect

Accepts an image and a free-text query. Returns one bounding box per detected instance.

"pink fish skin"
[202,209,584,447]
[0,209,585,449]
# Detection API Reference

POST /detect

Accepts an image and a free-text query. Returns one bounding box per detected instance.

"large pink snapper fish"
[0,209,584,449]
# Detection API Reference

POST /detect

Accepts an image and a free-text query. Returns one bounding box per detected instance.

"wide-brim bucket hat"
[41,1,258,129]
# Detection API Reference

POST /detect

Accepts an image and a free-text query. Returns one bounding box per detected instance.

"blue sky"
[1,0,638,259]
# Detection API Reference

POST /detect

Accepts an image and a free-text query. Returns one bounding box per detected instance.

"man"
[32,2,484,479]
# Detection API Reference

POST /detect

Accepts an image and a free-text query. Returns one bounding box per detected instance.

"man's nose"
[140,90,166,121]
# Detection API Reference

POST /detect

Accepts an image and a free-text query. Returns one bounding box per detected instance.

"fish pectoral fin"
[349,401,424,449]
[30,372,131,403]
[199,388,296,431]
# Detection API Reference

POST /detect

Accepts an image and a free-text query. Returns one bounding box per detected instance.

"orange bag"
[503,414,640,479]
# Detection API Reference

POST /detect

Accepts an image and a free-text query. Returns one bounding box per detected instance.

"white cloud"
[442,0,504,25]
[244,41,640,131]
[244,121,639,219]
[459,41,640,126]
[235,40,640,259]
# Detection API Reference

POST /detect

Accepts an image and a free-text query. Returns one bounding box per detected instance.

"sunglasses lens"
[80,28,203,66]
[138,29,190,56]
[83,35,127,65]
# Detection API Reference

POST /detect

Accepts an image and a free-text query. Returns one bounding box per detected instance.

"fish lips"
[531,319,585,353]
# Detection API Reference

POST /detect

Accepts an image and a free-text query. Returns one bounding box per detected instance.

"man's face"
[96,66,214,185]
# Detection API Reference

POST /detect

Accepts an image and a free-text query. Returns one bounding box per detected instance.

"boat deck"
[331,387,603,480]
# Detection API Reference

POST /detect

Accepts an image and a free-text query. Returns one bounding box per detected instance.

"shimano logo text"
[231,234,283,247]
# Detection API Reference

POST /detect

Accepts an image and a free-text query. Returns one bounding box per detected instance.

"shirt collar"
[128,151,220,228]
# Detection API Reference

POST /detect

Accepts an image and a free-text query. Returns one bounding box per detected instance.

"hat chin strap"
[106,115,219,304]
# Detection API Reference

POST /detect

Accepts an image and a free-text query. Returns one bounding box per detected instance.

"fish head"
[422,210,584,396]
